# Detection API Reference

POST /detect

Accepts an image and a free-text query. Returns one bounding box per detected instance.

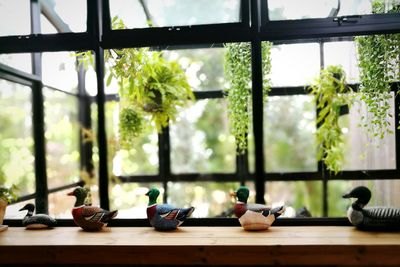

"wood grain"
[0,226,400,266]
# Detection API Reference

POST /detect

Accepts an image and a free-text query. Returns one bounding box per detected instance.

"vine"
[224,42,272,154]
[355,0,400,139]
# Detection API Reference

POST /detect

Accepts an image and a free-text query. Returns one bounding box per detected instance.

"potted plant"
[224,42,272,154]
[309,65,354,174]
[355,0,400,139]
[0,180,17,226]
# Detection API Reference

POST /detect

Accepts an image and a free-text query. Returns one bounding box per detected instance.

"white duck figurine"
[343,186,400,230]
[232,186,285,230]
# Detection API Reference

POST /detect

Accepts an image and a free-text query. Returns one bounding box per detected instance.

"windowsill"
[1,226,400,266]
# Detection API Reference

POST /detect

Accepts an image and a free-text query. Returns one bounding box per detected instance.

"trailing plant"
[309,65,353,174]
[224,42,272,154]
[355,0,400,139]
[78,18,194,149]
[107,47,194,147]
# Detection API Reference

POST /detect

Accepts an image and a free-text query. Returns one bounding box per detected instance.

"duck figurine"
[343,186,400,230]
[67,187,118,231]
[145,188,195,231]
[19,203,57,229]
[232,186,285,231]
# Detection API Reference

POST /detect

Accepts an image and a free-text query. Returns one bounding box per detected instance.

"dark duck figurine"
[343,186,400,230]
[145,188,195,231]
[19,203,57,229]
[67,187,118,231]
[232,186,285,231]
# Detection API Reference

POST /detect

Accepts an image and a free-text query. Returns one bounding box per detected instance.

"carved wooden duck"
[19,203,57,229]
[67,187,118,231]
[343,186,400,230]
[232,186,285,230]
[145,188,195,231]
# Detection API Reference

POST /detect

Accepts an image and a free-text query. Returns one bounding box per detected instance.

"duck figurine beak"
[145,191,150,196]
[67,191,74,196]
[342,193,351,199]
[230,192,237,198]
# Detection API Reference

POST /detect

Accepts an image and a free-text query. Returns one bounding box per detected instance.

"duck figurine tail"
[19,203,57,229]
[343,186,400,230]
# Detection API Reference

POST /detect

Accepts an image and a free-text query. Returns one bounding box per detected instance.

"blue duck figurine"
[343,186,400,230]
[19,203,57,229]
[145,188,195,231]
[67,187,118,231]
[232,186,285,230]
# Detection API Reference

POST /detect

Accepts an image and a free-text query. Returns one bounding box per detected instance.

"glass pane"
[246,181,322,217]
[341,93,396,170]
[42,52,79,93]
[328,180,400,217]
[167,182,240,217]
[106,102,159,176]
[40,14,58,34]
[264,95,317,172]
[0,80,34,196]
[44,89,80,188]
[0,53,32,74]
[110,0,241,29]
[0,0,30,36]
[170,99,236,173]
[164,48,225,91]
[4,200,34,219]
[267,0,398,21]
[110,183,163,218]
[40,0,87,33]
[324,41,360,83]
[269,43,320,87]
[266,181,323,217]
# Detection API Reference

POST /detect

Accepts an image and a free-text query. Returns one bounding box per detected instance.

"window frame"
[0,0,399,223]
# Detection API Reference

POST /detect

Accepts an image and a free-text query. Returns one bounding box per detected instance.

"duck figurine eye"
[67,187,118,231]
[145,187,195,231]
[343,186,400,230]
[19,203,57,229]
[232,186,285,231]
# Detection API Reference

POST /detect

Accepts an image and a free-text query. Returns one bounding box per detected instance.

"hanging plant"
[224,42,272,154]
[309,65,354,174]
[75,18,190,148]
[107,47,194,143]
[355,0,400,139]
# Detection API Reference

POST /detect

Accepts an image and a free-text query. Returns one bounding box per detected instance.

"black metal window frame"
[0,0,399,226]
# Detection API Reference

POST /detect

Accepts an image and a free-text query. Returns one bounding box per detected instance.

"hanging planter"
[224,42,272,154]
[309,65,354,174]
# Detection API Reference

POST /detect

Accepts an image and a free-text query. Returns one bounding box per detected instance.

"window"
[0,1,399,225]
[110,0,242,29]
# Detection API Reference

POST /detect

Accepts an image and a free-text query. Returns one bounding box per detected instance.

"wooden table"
[1,226,400,266]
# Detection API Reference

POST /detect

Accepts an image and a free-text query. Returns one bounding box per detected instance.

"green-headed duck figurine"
[232,186,285,231]
[145,187,195,231]
[67,187,118,231]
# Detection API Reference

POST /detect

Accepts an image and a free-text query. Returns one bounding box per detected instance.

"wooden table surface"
[1,226,400,266]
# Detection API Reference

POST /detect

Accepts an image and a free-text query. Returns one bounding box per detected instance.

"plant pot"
[0,198,7,225]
